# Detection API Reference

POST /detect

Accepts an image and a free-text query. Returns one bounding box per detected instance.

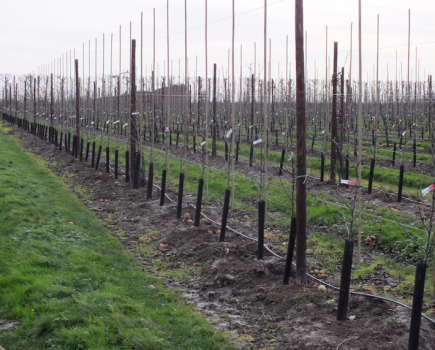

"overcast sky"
[2,0,434,83]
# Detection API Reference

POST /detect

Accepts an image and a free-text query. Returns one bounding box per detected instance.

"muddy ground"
[11,125,435,349]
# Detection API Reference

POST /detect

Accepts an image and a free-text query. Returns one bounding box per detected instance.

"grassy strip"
[74,128,434,194]
[0,123,232,350]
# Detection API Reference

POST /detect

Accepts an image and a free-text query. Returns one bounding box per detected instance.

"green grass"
[44,119,435,196]
[0,123,232,350]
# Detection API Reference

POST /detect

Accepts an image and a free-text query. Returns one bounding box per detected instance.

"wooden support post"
[330,42,338,184]
[130,39,137,182]
[75,60,80,155]
[295,0,307,284]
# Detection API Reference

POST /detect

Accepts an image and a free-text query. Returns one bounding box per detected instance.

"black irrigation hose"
[304,174,429,207]
[150,182,435,326]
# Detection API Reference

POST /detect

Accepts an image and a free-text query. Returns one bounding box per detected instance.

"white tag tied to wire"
[201,141,206,146]
[402,131,406,136]
[253,139,262,145]
[165,127,169,132]
[106,120,110,124]
[340,179,358,185]
[113,120,120,125]
[226,128,232,138]
[422,184,435,196]
[123,123,129,128]
[132,112,139,115]
[288,151,294,162]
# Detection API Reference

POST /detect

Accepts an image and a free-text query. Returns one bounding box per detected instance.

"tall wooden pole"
[184,0,188,177]
[33,77,36,127]
[152,8,156,161]
[295,0,307,284]
[130,39,137,179]
[167,0,171,181]
[75,59,80,154]
[374,14,379,161]
[349,23,353,132]
[263,0,268,211]
[285,35,288,151]
[212,63,217,158]
[24,80,27,122]
[429,75,432,138]
[407,9,411,130]
[330,42,338,183]
[357,0,363,261]
[231,0,236,209]
[204,0,209,194]
[140,12,144,160]
[50,73,54,126]
[324,26,328,154]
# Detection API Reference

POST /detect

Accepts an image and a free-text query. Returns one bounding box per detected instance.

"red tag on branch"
[340,180,358,186]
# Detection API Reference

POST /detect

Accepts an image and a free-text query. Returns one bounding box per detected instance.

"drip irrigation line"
[266,183,426,234]
[304,173,431,207]
[150,182,435,326]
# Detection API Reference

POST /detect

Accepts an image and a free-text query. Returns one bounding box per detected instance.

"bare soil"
[12,126,435,350]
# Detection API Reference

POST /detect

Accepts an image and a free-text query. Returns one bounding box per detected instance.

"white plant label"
[165,127,169,132]
[201,141,206,146]
[402,131,406,136]
[123,123,128,128]
[113,120,120,125]
[421,184,435,196]
[226,129,232,138]
[340,179,358,186]
[253,139,262,145]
